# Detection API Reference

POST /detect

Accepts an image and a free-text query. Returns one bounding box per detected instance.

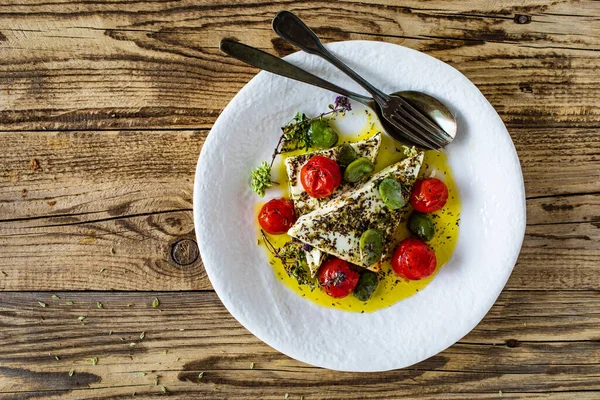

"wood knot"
[29,158,42,173]
[519,82,533,93]
[514,14,531,24]
[170,239,199,266]
[506,339,520,348]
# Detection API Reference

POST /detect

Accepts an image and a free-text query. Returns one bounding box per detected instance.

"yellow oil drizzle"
[257,116,460,313]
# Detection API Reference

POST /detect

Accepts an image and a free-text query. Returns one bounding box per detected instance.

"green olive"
[353,270,379,301]
[409,212,435,241]
[308,119,338,149]
[378,178,405,210]
[336,143,358,168]
[359,229,384,266]
[343,157,375,183]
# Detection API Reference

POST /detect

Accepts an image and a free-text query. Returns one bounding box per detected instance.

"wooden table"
[1,1,599,398]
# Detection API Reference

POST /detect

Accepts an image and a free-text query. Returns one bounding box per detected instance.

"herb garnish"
[250,161,273,198]
[280,112,312,153]
[261,231,316,289]
[152,298,160,308]
[249,96,352,197]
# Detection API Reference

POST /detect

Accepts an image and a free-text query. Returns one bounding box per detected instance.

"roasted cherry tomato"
[391,238,437,280]
[300,155,342,199]
[318,257,359,298]
[410,178,448,213]
[258,198,296,235]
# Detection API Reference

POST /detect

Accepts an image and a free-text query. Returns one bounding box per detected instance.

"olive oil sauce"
[256,116,460,313]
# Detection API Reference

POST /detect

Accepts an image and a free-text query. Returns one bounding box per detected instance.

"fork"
[221,39,440,149]
[272,10,453,149]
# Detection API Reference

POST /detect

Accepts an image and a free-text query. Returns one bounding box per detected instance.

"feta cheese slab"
[284,133,382,217]
[288,152,424,273]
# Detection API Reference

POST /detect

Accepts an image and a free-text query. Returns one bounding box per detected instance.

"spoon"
[272,10,457,149]
[220,39,455,149]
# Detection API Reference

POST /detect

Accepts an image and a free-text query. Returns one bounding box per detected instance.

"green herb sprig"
[261,231,315,289]
[250,161,273,198]
[249,96,351,197]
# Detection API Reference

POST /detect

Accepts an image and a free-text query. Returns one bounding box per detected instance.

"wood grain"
[0,129,599,290]
[2,208,600,291]
[1,127,598,222]
[527,194,600,225]
[0,291,598,399]
[0,130,206,290]
[0,130,204,221]
[0,0,598,130]
[1,0,599,397]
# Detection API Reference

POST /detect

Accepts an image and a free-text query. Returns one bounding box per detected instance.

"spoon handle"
[272,11,390,105]
[220,39,371,105]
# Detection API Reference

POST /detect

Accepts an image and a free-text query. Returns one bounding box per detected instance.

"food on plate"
[343,157,375,183]
[408,212,435,241]
[353,270,378,301]
[391,238,437,280]
[258,198,296,235]
[285,133,382,216]
[251,97,460,313]
[359,229,384,267]
[288,152,423,272]
[300,155,342,199]
[410,177,449,213]
[318,257,360,298]
[336,143,358,168]
[308,118,339,149]
[378,178,406,210]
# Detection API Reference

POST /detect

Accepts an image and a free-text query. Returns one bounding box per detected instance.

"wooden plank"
[514,128,600,198]
[527,194,600,226]
[0,130,206,290]
[3,209,599,291]
[1,127,598,222]
[0,124,597,224]
[0,0,598,130]
[0,291,598,399]
[508,222,600,290]
[0,130,205,221]
[0,210,205,290]
[1,130,599,290]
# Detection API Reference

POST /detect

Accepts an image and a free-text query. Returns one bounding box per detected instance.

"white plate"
[193,41,525,372]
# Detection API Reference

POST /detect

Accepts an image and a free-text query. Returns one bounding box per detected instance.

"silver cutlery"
[272,11,456,149]
[220,15,456,149]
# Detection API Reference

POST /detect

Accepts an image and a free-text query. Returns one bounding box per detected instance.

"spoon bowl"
[272,10,457,150]
[375,91,457,148]
[219,38,457,149]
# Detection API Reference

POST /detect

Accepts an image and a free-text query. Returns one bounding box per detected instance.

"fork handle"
[272,11,390,105]
[220,39,372,106]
